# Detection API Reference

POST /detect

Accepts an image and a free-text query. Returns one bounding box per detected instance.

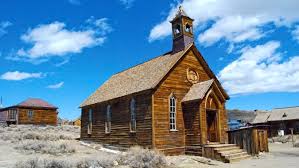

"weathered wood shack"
[0,98,58,126]
[252,106,299,137]
[80,7,252,161]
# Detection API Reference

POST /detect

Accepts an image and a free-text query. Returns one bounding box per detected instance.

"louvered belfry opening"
[171,6,194,53]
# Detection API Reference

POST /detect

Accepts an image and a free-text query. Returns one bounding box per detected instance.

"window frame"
[169,94,177,131]
[27,110,34,121]
[87,109,93,135]
[173,24,182,38]
[8,109,17,120]
[105,105,111,134]
[185,23,193,34]
[130,98,136,133]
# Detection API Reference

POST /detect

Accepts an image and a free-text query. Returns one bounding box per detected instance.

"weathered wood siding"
[81,91,152,148]
[0,110,7,122]
[228,126,269,155]
[18,108,57,125]
[153,50,212,154]
[183,101,201,146]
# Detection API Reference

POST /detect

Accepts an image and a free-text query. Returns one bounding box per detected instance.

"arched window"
[87,109,92,134]
[169,95,177,131]
[185,23,192,33]
[130,98,136,132]
[174,24,181,36]
[105,105,111,133]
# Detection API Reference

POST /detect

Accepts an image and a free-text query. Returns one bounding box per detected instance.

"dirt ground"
[0,125,298,168]
[168,143,299,168]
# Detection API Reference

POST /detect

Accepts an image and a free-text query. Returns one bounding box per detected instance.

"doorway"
[206,110,218,142]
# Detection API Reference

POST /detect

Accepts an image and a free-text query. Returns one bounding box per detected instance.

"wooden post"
[290,128,294,147]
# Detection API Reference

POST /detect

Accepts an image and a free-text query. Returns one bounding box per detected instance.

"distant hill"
[227,109,256,123]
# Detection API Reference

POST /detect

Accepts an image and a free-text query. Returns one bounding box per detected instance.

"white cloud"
[0,71,43,81]
[18,22,104,59]
[86,17,113,35]
[218,41,299,95]
[119,0,135,9]
[0,21,12,37]
[292,26,299,43]
[47,82,64,89]
[12,19,111,64]
[149,0,299,45]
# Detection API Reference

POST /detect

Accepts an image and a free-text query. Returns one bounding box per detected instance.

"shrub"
[14,158,72,168]
[15,157,116,168]
[294,141,299,148]
[120,146,167,168]
[75,157,116,168]
[15,140,76,155]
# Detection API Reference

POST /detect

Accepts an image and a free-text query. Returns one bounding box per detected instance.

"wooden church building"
[80,7,230,155]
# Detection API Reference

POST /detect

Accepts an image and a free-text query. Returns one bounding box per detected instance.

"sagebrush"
[15,156,117,168]
[120,146,167,168]
[15,140,76,155]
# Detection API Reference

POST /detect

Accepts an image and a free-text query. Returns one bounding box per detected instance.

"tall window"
[87,109,93,134]
[28,110,34,121]
[130,98,136,132]
[105,105,111,133]
[169,95,177,131]
[8,109,17,120]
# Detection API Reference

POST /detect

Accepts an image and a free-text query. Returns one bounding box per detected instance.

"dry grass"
[1,125,168,168]
[14,140,76,155]
[0,125,79,143]
[0,125,79,156]
[14,156,118,168]
[120,146,167,168]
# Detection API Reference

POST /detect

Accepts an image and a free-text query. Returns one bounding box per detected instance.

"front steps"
[203,143,251,163]
[185,144,202,156]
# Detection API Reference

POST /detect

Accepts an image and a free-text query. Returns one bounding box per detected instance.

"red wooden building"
[0,98,58,126]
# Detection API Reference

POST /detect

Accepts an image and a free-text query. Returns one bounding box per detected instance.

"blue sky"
[0,0,298,120]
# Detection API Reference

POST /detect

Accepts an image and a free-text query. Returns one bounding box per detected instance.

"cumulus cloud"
[149,0,299,46]
[0,71,43,81]
[47,82,64,89]
[119,0,135,9]
[0,21,12,37]
[86,17,113,35]
[218,41,299,95]
[10,18,112,64]
[292,26,299,43]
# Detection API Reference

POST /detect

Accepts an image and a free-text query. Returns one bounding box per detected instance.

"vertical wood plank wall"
[228,126,269,155]
[153,50,211,154]
[18,108,57,125]
[81,91,153,148]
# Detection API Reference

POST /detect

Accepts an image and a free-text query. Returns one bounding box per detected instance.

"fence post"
[290,128,294,147]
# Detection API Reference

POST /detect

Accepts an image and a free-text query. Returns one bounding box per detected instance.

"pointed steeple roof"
[171,6,193,23]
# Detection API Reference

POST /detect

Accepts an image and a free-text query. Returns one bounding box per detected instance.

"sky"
[0,0,298,120]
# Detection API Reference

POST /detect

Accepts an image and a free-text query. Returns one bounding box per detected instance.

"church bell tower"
[171,6,194,53]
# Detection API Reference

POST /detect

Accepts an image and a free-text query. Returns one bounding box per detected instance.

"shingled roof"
[16,98,57,109]
[80,46,190,107]
[182,79,214,102]
[268,106,299,121]
[251,111,270,124]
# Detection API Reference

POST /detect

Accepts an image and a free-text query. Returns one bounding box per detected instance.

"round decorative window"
[187,68,199,84]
